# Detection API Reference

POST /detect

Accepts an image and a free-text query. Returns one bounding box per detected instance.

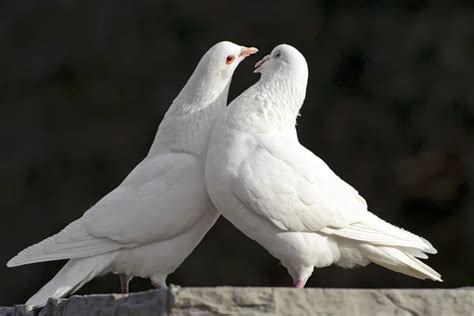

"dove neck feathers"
[227,68,307,133]
[148,67,231,157]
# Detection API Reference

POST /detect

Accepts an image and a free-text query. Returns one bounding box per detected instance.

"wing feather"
[232,133,436,256]
[7,220,124,266]
[233,134,367,233]
[8,152,212,266]
[83,152,211,244]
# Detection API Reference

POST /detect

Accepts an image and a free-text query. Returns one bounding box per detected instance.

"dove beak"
[254,55,270,73]
[239,47,259,58]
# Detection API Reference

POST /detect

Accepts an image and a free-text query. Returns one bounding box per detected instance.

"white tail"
[360,244,442,281]
[7,220,121,268]
[26,254,113,306]
[323,211,441,281]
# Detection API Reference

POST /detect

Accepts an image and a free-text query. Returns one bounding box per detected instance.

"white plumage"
[205,44,441,288]
[8,41,258,306]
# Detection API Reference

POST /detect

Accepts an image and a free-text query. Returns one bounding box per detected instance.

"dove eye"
[274,51,281,58]
[226,55,235,65]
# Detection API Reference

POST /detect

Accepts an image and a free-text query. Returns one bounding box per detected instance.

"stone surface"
[1,287,473,315]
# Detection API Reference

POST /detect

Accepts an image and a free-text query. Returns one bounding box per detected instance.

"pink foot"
[294,279,306,288]
[119,273,132,294]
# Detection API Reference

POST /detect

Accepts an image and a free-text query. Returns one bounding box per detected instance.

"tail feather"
[403,248,428,259]
[26,254,113,306]
[361,244,442,281]
[7,220,123,267]
[324,211,441,281]
[323,212,437,254]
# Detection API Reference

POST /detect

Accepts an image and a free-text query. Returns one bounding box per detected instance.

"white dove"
[7,41,258,305]
[205,44,441,288]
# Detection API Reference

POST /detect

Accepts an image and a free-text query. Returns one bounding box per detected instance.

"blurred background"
[1,0,473,306]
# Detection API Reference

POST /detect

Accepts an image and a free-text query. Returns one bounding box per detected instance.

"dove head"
[250,44,308,121]
[151,41,257,155]
[182,41,258,105]
[202,41,258,76]
[254,44,308,86]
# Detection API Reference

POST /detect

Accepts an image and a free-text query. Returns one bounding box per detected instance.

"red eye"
[226,55,235,64]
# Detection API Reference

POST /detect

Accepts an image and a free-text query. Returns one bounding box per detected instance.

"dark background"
[1,0,473,306]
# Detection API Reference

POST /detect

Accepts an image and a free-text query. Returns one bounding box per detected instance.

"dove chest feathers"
[225,75,306,135]
[228,93,287,134]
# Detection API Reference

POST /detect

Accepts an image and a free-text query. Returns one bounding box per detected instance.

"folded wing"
[233,134,436,255]
[8,152,211,267]
[83,152,211,244]
[234,134,368,233]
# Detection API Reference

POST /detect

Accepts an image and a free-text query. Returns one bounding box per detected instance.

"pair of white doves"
[8,41,441,306]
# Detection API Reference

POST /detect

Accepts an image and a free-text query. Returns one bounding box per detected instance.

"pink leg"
[151,276,167,289]
[294,279,306,288]
[151,279,166,289]
[119,273,132,294]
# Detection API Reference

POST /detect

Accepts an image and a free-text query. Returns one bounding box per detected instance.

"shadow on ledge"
[1,287,473,315]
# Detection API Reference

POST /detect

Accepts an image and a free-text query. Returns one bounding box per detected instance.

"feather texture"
[26,255,114,306]
[7,220,124,267]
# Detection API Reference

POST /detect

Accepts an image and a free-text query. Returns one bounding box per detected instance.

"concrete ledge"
[1,287,473,315]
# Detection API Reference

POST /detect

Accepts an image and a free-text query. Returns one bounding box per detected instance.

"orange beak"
[239,47,259,58]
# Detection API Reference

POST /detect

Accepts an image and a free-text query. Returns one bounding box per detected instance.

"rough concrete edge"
[0,288,170,316]
[167,287,474,315]
[1,287,473,316]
